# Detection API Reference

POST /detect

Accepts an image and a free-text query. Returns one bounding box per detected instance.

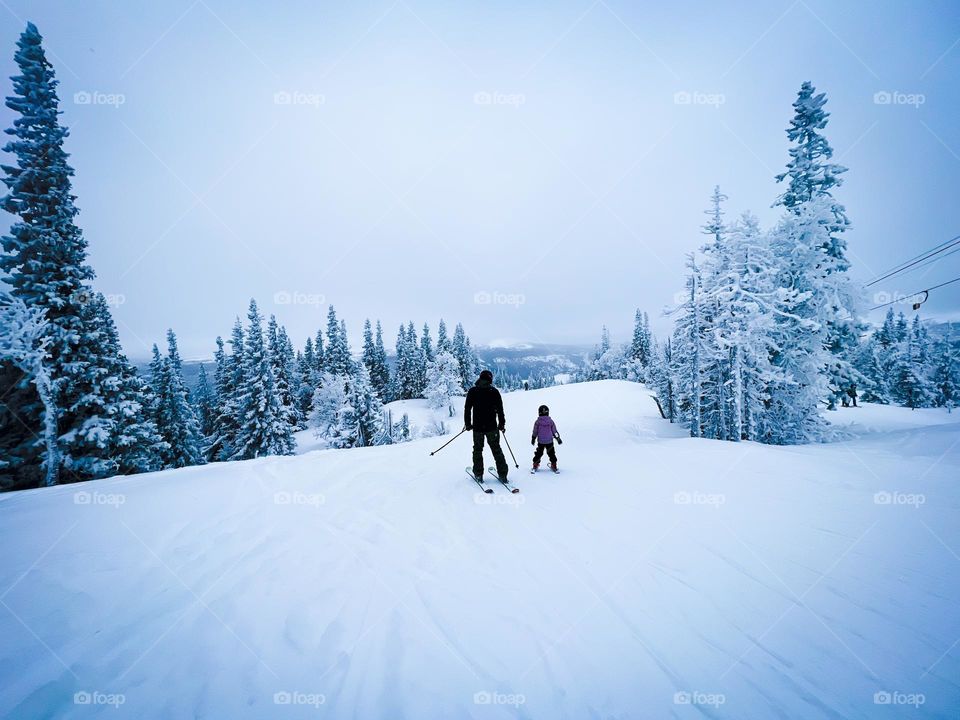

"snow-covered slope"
[1,381,958,719]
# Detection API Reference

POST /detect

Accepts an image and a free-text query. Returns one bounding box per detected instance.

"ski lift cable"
[863,234,960,286]
[866,275,960,311]
[864,234,960,287]
[892,245,960,280]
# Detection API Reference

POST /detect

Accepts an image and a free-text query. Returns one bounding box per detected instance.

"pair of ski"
[466,467,519,494]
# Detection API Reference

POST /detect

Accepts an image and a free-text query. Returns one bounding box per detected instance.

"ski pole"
[429,428,468,456]
[501,430,520,468]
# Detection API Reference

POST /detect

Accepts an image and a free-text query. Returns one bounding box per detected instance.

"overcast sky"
[2,0,959,359]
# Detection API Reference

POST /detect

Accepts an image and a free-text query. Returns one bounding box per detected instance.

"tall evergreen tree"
[1,23,152,484]
[407,322,427,397]
[328,365,385,448]
[324,306,351,376]
[231,300,295,459]
[932,330,958,410]
[313,327,326,375]
[421,322,434,363]
[436,319,450,354]
[774,81,862,409]
[194,363,216,437]
[268,316,301,430]
[0,291,59,487]
[150,331,204,468]
[211,319,246,460]
[371,320,390,399]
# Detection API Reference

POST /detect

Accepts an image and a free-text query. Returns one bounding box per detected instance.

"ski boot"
[531,462,539,474]
[549,461,558,473]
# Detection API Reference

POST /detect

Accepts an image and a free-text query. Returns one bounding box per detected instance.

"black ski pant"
[533,442,557,466]
[473,430,508,479]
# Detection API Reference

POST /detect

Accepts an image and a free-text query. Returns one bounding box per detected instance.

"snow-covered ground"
[1,381,958,719]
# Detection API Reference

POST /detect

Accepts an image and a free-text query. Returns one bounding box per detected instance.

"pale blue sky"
[2,0,959,358]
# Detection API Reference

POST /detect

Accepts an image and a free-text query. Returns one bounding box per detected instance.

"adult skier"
[464,369,509,481]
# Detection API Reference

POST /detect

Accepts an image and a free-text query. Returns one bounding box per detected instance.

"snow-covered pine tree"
[425,350,465,417]
[436,319,450,354]
[324,307,352,376]
[774,81,862,409]
[697,186,731,439]
[764,196,840,443]
[88,294,165,475]
[421,323,434,364]
[193,363,216,437]
[451,323,474,390]
[671,255,709,438]
[407,322,427,398]
[891,320,935,409]
[296,336,317,420]
[308,372,345,436]
[149,332,204,469]
[361,319,380,395]
[210,328,245,461]
[932,329,958,410]
[648,337,677,422]
[390,323,420,400]
[328,365,385,448]
[371,319,390,399]
[1,23,152,484]
[853,335,892,404]
[625,309,652,381]
[231,300,295,459]
[314,327,326,376]
[267,317,301,430]
[584,326,624,381]
[0,291,58,487]
[702,212,788,442]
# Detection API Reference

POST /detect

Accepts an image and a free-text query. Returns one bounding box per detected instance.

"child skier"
[530,404,562,473]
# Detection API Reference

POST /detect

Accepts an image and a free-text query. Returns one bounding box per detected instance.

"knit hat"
[478,369,493,383]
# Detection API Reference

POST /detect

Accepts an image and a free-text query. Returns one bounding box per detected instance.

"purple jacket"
[532,416,558,444]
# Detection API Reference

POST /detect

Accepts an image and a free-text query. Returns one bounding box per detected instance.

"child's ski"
[466,467,493,493]
[488,467,519,493]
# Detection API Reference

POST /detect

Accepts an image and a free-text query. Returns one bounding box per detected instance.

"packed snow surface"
[1,381,958,719]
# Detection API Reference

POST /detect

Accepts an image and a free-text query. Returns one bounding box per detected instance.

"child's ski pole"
[501,431,520,468]
[429,428,467,456]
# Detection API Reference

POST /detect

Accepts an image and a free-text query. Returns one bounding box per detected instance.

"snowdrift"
[1,381,958,719]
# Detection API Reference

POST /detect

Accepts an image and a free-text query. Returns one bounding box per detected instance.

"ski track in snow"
[0,381,959,719]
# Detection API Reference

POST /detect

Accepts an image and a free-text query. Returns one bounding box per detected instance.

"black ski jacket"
[464,379,505,432]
